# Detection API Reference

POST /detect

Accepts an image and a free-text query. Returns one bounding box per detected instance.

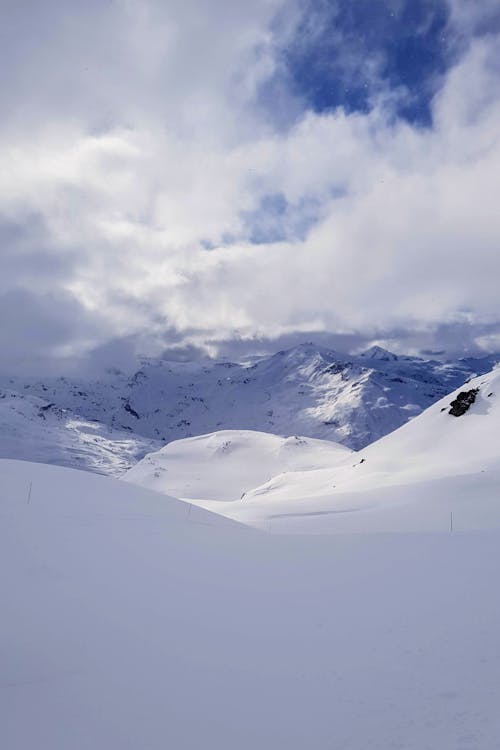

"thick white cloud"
[1,0,500,369]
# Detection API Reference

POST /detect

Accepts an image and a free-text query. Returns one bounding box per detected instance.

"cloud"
[1,0,500,371]
[0,288,106,374]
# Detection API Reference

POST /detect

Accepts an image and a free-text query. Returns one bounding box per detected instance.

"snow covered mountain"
[250,364,500,493]
[1,345,496,474]
[0,388,160,475]
[190,365,500,532]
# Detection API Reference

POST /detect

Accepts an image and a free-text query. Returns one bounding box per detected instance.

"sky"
[1,0,500,373]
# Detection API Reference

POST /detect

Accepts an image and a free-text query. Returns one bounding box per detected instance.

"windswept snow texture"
[2,458,500,750]
[0,389,160,475]
[1,344,496,455]
[125,429,352,501]
[196,366,500,532]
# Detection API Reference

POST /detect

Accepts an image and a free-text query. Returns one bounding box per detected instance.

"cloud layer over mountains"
[2,0,500,371]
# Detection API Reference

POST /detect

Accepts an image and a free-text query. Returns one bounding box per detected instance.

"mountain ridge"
[0,344,497,473]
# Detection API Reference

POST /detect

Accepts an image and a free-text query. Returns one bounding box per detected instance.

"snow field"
[2,459,500,749]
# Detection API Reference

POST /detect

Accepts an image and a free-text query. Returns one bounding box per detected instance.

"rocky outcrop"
[449,388,479,417]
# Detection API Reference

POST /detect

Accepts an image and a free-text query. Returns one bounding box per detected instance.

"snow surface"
[0,388,160,475]
[2,458,500,749]
[124,429,352,501]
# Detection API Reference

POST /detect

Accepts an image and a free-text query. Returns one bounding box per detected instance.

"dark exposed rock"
[448,388,479,417]
[322,362,346,375]
[124,402,140,419]
[39,403,55,411]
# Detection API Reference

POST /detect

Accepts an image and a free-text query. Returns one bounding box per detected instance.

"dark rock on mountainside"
[124,402,140,419]
[449,388,479,417]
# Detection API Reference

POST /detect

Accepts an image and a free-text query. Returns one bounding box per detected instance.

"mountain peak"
[359,345,398,362]
[275,342,337,361]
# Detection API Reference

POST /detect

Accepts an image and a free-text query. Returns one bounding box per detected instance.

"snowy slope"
[2,344,495,456]
[0,388,160,475]
[253,365,500,492]
[124,429,352,501]
[2,458,500,750]
[212,366,500,531]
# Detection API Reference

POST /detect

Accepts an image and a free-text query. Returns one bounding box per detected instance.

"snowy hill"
[124,429,352,501]
[0,388,160,475]
[2,457,500,750]
[1,345,496,464]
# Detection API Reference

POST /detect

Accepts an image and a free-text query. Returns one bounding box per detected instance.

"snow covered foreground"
[2,458,500,749]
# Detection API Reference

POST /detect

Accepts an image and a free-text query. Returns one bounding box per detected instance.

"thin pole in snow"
[27,481,32,504]
[450,511,453,533]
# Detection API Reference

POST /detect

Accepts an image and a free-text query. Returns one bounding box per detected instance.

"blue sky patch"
[242,193,324,245]
[280,0,451,126]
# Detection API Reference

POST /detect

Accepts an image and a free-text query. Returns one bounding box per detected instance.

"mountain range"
[0,343,497,473]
